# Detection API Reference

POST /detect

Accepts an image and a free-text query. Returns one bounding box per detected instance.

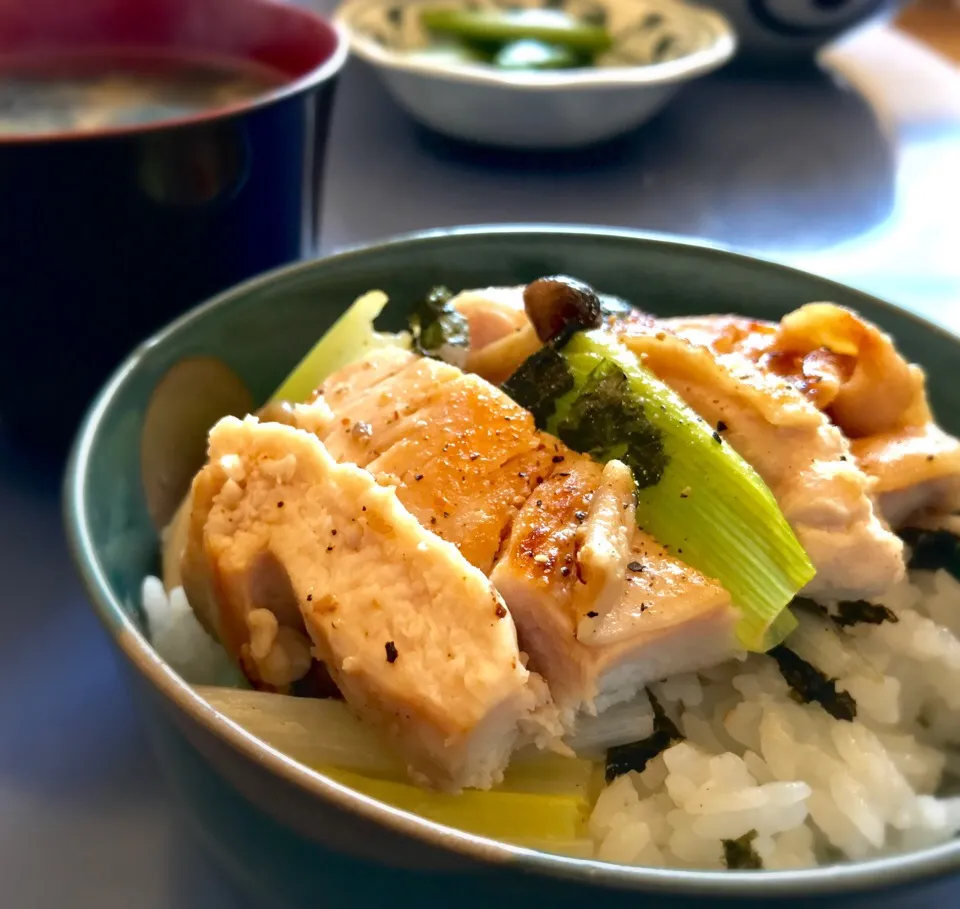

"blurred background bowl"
[333,0,736,149]
[697,0,906,65]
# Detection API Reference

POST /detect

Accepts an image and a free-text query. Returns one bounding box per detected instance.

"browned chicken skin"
[455,289,960,592]
[180,348,738,739]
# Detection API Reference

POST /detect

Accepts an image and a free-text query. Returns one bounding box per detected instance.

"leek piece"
[269,290,410,404]
[563,691,655,757]
[319,766,588,844]
[504,330,814,651]
[196,685,596,795]
[196,684,406,776]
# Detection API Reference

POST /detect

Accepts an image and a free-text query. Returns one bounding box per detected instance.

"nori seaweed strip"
[901,527,960,581]
[556,359,667,489]
[605,691,683,782]
[500,343,574,429]
[409,286,470,363]
[832,600,899,628]
[791,596,898,630]
[770,646,857,722]
[722,831,763,870]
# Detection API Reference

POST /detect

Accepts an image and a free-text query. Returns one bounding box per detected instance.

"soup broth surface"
[0,52,287,137]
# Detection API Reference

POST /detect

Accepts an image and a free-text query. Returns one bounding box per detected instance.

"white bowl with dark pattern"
[333,0,736,149]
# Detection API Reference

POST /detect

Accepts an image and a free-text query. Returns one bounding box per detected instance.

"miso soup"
[0,52,288,137]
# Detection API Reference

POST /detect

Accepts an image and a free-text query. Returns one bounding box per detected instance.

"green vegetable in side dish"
[420,7,613,57]
[493,39,584,70]
[409,285,471,366]
[722,830,764,870]
[769,646,857,722]
[503,327,814,652]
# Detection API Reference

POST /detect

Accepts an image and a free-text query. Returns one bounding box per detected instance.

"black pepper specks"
[495,603,507,619]
[586,610,599,618]
[628,561,644,572]
[306,594,313,602]
[716,420,728,433]
[277,501,284,508]
[331,529,337,536]
[560,566,571,577]
[574,510,587,523]
[415,473,424,481]
[552,455,565,463]
[712,431,722,444]
[385,641,399,663]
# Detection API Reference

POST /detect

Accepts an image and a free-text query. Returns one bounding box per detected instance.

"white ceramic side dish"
[333,0,736,149]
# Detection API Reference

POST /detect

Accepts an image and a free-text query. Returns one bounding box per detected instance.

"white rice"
[141,567,960,870]
[140,576,242,688]
[590,568,960,870]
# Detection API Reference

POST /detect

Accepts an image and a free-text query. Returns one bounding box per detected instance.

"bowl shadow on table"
[411,62,896,254]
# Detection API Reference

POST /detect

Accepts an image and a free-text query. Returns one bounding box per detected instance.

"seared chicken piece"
[851,425,960,527]
[767,303,960,526]
[449,284,960,535]
[772,303,930,437]
[451,286,528,350]
[451,286,541,386]
[320,354,557,574]
[182,415,541,791]
[621,315,905,600]
[313,352,739,715]
[491,458,737,715]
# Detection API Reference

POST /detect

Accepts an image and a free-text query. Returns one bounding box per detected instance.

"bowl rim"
[0,3,352,148]
[332,0,737,90]
[65,224,960,898]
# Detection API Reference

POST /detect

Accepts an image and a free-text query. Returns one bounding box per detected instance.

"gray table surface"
[3,20,960,908]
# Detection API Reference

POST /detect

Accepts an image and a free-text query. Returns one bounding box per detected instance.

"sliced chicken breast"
[620,315,905,600]
[766,303,960,526]
[491,457,737,715]
[321,360,557,574]
[312,352,740,716]
[182,415,541,791]
[852,424,960,527]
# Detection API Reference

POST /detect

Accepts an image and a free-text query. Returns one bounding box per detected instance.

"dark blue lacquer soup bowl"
[0,0,347,452]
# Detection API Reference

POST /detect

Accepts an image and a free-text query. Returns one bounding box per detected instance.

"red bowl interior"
[0,0,341,78]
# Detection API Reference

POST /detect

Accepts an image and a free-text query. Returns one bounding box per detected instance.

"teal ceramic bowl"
[64,227,960,907]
